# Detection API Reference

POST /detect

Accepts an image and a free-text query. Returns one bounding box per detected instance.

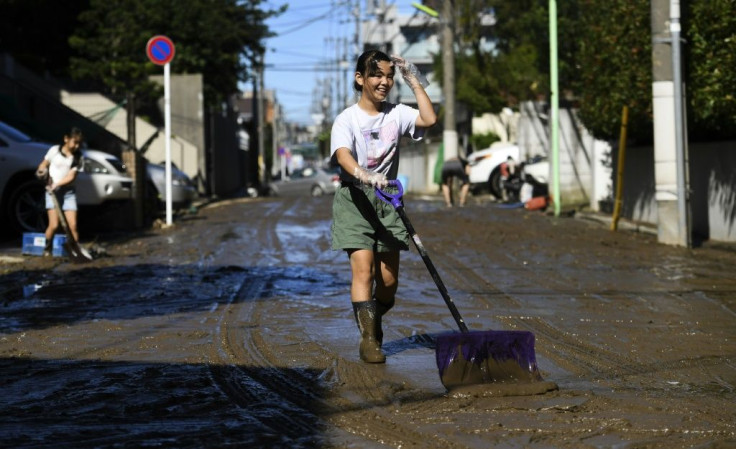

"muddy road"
[1,195,735,448]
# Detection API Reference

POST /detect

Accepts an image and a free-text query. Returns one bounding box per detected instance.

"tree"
[68,0,285,109]
[67,0,284,226]
[685,0,736,141]
[434,0,580,115]
[574,0,652,143]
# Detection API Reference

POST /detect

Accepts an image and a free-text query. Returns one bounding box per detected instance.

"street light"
[411,2,438,17]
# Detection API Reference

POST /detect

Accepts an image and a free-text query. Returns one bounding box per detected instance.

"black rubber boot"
[374,296,395,347]
[353,300,386,363]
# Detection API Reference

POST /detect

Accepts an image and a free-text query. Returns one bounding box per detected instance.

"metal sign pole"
[145,35,175,227]
[164,61,172,226]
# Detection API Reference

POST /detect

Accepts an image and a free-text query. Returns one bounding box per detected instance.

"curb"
[575,210,658,236]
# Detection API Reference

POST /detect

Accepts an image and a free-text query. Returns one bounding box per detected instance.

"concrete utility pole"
[548,0,560,217]
[441,0,457,160]
[333,37,341,118]
[351,0,362,105]
[651,0,691,246]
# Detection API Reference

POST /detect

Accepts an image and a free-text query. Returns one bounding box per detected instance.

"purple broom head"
[435,330,543,389]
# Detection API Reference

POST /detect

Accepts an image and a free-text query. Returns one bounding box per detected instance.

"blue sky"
[252,1,418,126]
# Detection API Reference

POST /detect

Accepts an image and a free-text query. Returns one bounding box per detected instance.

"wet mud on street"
[1,195,735,448]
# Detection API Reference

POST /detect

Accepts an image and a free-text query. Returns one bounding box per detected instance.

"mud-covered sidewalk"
[1,195,735,448]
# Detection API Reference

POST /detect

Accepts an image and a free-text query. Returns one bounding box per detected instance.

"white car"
[268,166,341,197]
[467,142,520,199]
[77,149,134,205]
[0,121,133,234]
[145,162,197,213]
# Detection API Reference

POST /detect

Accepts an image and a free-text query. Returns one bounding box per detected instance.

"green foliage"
[68,0,284,107]
[442,0,575,116]
[685,0,736,141]
[470,132,500,151]
[574,0,653,142]
[69,0,157,98]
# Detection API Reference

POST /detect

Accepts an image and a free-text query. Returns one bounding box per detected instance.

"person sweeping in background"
[35,127,84,256]
[330,49,436,363]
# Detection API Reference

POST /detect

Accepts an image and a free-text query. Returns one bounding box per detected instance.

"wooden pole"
[611,105,629,231]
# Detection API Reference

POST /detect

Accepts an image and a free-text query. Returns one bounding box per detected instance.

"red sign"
[146,35,175,66]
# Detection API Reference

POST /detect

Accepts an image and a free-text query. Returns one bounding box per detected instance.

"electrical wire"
[270,1,350,36]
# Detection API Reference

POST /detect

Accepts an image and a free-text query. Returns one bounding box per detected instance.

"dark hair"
[62,127,84,158]
[353,49,393,92]
[64,127,83,143]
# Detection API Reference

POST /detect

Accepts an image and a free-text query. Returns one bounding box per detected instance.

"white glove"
[390,54,429,89]
[353,166,388,189]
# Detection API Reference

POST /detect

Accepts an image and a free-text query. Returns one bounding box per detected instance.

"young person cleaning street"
[330,49,436,363]
[36,127,85,256]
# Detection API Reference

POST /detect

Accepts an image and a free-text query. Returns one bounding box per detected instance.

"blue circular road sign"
[146,35,175,66]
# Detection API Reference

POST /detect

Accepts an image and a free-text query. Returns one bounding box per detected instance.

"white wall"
[517,101,612,210]
[60,91,200,180]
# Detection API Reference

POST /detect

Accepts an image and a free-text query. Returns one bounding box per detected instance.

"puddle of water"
[23,283,45,298]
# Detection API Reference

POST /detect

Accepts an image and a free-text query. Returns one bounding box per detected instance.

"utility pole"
[352,0,362,105]
[258,56,266,189]
[376,0,387,53]
[124,92,144,229]
[651,0,691,246]
[353,0,361,58]
[335,37,341,118]
[549,0,560,216]
[342,38,349,108]
[441,0,457,160]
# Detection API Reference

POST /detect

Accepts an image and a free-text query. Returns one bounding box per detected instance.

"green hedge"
[574,0,736,142]
[685,0,736,141]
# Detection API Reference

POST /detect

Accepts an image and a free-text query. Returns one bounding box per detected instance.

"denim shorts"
[331,184,409,252]
[45,188,78,211]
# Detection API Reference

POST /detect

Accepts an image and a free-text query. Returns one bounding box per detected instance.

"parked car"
[467,142,520,199]
[521,156,549,185]
[145,162,197,213]
[0,121,133,234]
[268,166,340,197]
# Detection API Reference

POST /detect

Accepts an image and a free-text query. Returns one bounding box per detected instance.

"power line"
[275,89,313,96]
[269,49,327,60]
[270,1,350,36]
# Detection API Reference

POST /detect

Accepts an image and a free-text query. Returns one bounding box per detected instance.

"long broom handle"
[47,178,92,262]
[396,205,469,333]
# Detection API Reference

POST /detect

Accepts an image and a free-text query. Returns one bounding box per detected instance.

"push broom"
[376,181,544,390]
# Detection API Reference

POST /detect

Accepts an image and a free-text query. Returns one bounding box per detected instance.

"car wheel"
[7,179,48,233]
[311,185,324,197]
[488,169,503,199]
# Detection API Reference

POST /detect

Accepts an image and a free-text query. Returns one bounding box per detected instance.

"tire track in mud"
[430,249,654,382]
[205,198,454,448]
[208,273,328,444]
[210,271,460,448]
[205,199,324,442]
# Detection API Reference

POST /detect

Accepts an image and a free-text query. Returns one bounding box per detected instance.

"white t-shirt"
[330,102,423,181]
[44,145,82,185]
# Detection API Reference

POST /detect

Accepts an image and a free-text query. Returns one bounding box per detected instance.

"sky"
[251,0,419,127]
